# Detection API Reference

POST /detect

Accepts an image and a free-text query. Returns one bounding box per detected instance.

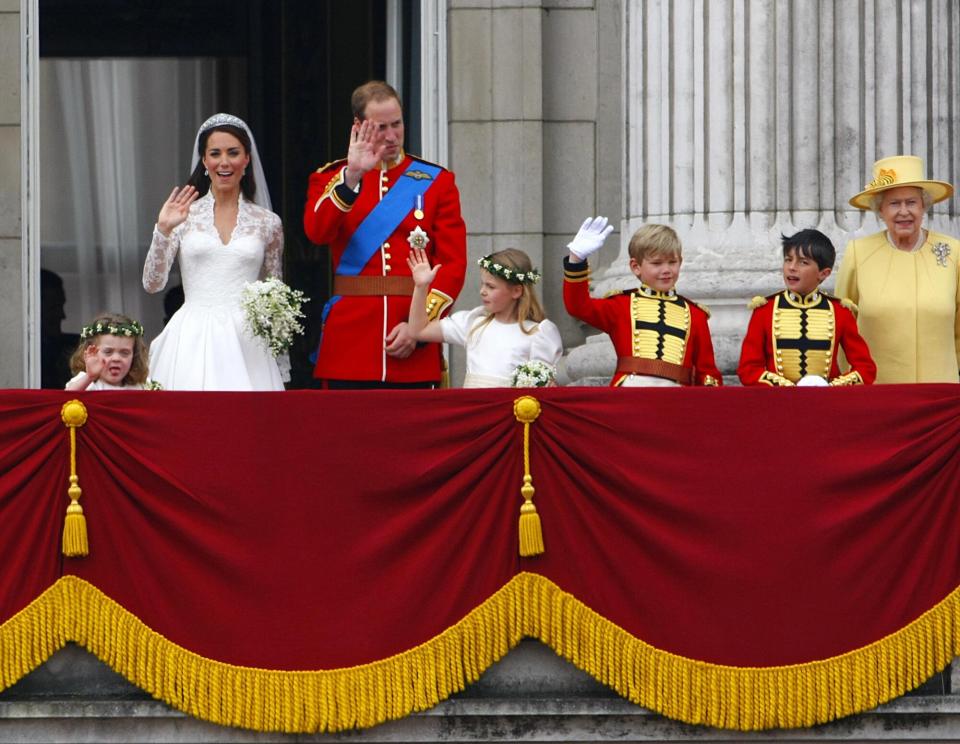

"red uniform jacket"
[304,153,467,382]
[737,290,877,386]
[563,258,722,387]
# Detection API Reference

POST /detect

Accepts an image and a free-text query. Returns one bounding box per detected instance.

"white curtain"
[41,59,223,339]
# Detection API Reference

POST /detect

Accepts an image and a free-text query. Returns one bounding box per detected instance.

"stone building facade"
[446,0,960,384]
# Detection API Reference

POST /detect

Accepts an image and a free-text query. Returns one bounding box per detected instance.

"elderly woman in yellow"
[836,155,958,382]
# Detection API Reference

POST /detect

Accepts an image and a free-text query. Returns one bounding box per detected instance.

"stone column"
[447,1,544,385]
[0,0,30,388]
[565,0,960,384]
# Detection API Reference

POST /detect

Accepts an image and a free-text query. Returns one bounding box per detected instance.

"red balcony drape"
[1,386,958,732]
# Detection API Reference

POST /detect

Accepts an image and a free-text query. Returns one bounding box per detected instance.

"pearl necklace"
[885,229,926,253]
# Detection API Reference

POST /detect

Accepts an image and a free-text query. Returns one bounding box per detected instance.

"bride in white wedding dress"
[142,113,285,391]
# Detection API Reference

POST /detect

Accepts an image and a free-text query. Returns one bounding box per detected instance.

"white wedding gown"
[142,192,285,391]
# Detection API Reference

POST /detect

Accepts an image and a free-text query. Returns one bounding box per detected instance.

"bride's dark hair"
[186,124,257,202]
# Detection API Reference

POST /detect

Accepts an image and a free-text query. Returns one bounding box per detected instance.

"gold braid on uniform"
[563,262,590,283]
[829,370,864,386]
[771,291,834,382]
[758,370,795,387]
[631,289,690,366]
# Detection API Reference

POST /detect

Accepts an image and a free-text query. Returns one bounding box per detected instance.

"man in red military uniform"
[737,229,876,386]
[304,81,466,388]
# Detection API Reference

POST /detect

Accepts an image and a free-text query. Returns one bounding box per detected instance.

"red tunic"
[563,259,722,387]
[737,291,877,386]
[303,153,467,383]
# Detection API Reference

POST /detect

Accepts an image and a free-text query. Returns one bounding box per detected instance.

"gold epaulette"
[672,292,711,317]
[316,158,348,173]
[839,298,859,316]
[408,153,446,171]
[748,295,768,310]
[821,290,860,316]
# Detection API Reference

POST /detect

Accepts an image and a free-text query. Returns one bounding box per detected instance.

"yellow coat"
[835,230,960,383]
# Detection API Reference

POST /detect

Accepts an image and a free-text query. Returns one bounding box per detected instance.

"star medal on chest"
[414,193,425,221]
[932,242,951,268]
[407,225,430,250]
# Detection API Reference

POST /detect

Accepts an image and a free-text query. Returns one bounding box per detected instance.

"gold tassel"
[519,478,544,556]
[513,396,544,557]
[60,400,89,557]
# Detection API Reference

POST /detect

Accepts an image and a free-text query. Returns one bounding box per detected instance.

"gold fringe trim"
[0,573,957,733]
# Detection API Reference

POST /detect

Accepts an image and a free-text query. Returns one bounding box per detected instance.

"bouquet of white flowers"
[240,278,308,357]
[511,360,556,388]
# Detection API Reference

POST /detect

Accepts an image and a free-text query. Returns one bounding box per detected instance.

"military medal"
[407,226,430,250]
[414,194,424,221]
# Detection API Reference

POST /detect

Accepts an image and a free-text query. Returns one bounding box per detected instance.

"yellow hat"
[849,155,954,210]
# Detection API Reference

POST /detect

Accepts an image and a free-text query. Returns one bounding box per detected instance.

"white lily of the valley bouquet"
[511,360,556,388]
[240,277,308,357]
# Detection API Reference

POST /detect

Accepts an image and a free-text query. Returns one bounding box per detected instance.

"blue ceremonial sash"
[337,160,442,276]
[316,160,443,360]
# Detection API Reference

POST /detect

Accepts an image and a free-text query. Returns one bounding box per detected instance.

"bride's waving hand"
[157,185,199,237]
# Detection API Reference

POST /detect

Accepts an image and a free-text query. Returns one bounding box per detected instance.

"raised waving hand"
[344,120,389,189]
[157,185,199,236]
[567,216,615,261]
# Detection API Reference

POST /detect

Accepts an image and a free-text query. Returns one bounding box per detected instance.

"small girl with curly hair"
[65,314,157,391]
[407,247,562,387]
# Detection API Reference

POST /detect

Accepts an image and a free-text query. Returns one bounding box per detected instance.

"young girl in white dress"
[65,314,157,391]
[407,247,563,387]
[142,113,285,391]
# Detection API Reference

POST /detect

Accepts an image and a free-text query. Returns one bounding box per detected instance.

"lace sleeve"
[143,225,180,293]
[261,215,284,280]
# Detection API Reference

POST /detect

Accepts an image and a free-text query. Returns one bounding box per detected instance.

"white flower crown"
[477,255,541,285]
[80,320,144,340]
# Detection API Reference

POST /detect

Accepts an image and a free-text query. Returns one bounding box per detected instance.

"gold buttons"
[384,253,392,260]
[384,264,392,272]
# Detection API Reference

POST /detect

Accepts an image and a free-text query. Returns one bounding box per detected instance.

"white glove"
[567,216,614,261]
[796,374,829,387]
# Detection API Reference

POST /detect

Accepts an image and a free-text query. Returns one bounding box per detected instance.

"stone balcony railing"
[1,643,956,743]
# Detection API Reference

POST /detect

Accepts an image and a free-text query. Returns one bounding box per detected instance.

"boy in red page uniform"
[737,229,876,387]
[563,218,722,387]
[304,81,466,388]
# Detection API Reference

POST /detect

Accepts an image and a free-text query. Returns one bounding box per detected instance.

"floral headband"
[477,255,541,285]
[80,319,144,340]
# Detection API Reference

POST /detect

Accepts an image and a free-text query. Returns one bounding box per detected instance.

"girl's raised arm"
[405,248,445,343]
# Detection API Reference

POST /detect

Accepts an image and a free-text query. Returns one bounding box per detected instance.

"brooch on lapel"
[932,242,951,267]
